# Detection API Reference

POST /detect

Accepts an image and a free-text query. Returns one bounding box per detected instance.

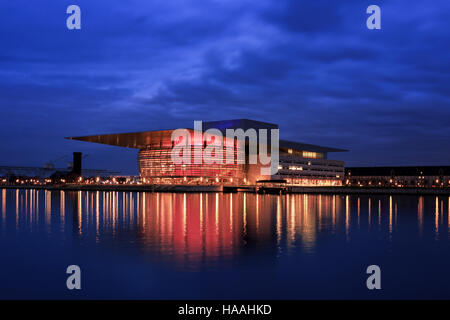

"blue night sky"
[0,0,449,174]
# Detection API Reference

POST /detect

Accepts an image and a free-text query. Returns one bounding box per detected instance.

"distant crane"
[44,155,68,170]
[45,154,89,170]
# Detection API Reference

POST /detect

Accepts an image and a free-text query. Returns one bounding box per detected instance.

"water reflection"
[389,196,393,236]
[1,189,450,270]
[435,196,439,239]
[2,189,6,226]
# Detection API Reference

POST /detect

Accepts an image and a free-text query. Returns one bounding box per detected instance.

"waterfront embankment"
[2,184,450,195]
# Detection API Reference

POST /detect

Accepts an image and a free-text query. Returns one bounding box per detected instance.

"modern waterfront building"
[67,119,347,186]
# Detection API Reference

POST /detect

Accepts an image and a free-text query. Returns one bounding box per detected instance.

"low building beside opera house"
[68,119,347,186]
[345,166,450,188]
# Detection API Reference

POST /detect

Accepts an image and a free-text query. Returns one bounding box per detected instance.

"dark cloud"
[264,0,344,33]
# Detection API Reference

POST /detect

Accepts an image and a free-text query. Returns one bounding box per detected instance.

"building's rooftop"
[67,129,177,149]
[279,139,347,153]
[67,119,347,153]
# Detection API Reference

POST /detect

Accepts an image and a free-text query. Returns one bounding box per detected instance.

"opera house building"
[68,119,346,186]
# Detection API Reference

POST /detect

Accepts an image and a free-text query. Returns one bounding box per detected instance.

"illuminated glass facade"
[138,130,245,183]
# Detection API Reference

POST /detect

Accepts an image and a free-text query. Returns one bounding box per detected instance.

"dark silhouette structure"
[72,152,82,176]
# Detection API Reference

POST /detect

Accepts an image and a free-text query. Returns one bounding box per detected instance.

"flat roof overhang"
[66,129,185,149]
[279,139,347,153]
[67,130,348,153]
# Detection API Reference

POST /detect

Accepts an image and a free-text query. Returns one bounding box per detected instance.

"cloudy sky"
[0,0,449,174]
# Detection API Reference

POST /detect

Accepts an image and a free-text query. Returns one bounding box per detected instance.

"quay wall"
[2,185,450,195]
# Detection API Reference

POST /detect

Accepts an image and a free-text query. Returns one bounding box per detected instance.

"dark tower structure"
[72,152,82,176]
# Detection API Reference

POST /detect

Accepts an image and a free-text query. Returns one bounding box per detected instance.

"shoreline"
[2,184,450,195]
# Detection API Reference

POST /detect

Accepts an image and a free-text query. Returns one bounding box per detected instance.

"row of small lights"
[278,162,313,171]
[346,178,450,186]
[1,176,245,185]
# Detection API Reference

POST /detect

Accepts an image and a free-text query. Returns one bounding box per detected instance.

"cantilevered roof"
[67,131,347,153]
[279,139,347,153]
[67,119,347,153]
[66,129,185,149]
